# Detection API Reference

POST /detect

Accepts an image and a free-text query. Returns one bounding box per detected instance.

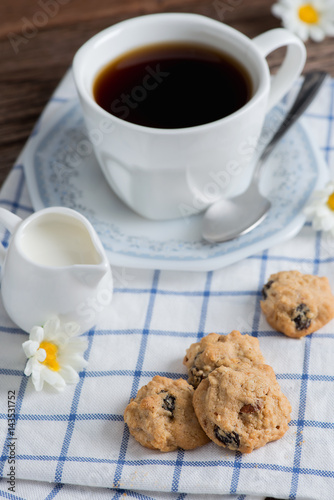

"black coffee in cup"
[93,42,252,129]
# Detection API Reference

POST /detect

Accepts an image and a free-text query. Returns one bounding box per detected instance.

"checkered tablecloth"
[0,70,334,500]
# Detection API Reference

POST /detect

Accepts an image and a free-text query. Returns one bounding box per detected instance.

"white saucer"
[23,99,328,271]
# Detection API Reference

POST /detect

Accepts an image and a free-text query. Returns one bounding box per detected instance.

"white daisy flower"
[22,316,88,392]
[272,0,334,42]
[304,180,334,234]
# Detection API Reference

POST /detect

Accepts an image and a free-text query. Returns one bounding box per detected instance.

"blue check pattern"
[0,72,334,500]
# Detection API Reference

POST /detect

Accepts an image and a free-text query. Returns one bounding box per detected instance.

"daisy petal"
[315,205,331,217]
[42,368,66,392]
[59,353,88,371]
[60,365,80,385]
[271,4,286,17]
[22,340,39,358]
[320,215,334,231]
[324,23,334,35]
[44,316,60,340]
[30,326,44,343]
[64,322,80,337]
[36,348,47,362]
[31,369,44,392]
[64,337,88,354]
[310,25,326,41]
[24,358,35,377]
[296,23,310,41]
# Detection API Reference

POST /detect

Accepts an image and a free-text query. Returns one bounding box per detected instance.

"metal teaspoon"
[202,71,328,244]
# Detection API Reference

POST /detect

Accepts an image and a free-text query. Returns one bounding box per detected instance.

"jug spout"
[71,261,111,287]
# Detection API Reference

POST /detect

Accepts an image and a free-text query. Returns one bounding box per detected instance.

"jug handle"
[0,208,22,264]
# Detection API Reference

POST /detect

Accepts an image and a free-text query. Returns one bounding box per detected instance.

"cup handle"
[0,208,22,264]
[252,28,306,111]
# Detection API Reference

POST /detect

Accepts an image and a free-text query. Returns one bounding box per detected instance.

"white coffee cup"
[73,13,306,220]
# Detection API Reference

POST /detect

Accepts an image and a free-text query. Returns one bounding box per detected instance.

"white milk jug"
[0,206,113,333]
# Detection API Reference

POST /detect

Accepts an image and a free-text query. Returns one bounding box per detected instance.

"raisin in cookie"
[183,331,265,388]
[260,270,334,338]
[193,360,291,454]
[124,376,210,452]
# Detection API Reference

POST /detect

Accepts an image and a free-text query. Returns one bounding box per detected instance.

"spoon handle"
[256,71,328,175]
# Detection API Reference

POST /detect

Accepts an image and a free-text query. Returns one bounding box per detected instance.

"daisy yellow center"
[298,4,319,24]
[327,192,334,211]
[39,341,60,371]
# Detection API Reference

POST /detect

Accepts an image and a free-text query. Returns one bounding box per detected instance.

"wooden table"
[0,2,333,498]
